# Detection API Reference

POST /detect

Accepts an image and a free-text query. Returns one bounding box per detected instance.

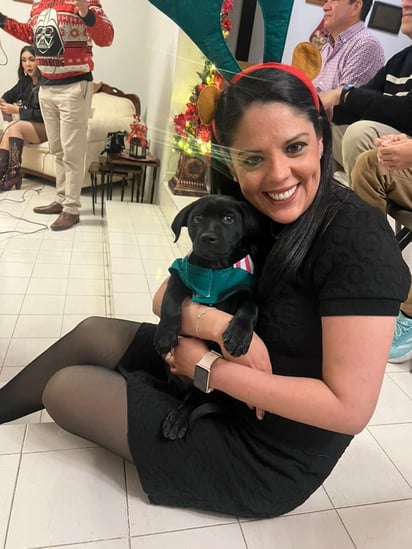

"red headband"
[230,62,320,111]
[212,62,320,143]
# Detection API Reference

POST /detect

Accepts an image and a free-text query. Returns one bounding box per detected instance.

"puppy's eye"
[192,215,203,223]
[223,214,235,224]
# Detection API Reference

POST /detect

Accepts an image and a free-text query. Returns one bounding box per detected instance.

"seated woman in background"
[0,45,46,191]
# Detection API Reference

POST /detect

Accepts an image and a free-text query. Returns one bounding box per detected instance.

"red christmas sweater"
[1,1,114,83]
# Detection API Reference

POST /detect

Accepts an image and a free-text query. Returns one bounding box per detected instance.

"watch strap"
[193,350,222,393]
[340,83,354,105]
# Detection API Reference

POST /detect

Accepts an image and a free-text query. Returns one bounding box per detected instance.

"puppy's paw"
[153,326,179,356]
[162,407,189,440]
[222,324,253,357]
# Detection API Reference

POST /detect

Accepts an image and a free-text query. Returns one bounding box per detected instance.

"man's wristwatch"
[193,350,222,393]
[340,84,354,105]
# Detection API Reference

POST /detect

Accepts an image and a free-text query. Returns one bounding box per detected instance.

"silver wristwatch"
[193,350,222,393]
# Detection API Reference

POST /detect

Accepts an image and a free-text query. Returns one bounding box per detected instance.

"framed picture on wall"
[368,1,402,34]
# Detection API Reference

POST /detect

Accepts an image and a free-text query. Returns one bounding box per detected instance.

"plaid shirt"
[313,22,385,92]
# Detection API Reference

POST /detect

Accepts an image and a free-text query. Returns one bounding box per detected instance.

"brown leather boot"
[1,137,24,191]
[0,149,9,180]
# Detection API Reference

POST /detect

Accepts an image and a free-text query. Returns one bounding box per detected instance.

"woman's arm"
[154,278,272,419]
[153,277,233,340]
[1,82,21,106]
[171,315,395,435]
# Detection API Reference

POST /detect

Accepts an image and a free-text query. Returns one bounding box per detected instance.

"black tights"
[0,317,141,461]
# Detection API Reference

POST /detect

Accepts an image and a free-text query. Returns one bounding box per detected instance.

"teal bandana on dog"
[169,254,255,304]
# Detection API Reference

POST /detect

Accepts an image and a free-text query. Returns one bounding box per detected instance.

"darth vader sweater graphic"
[2,1,113,83]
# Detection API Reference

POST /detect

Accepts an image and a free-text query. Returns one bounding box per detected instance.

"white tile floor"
[1,178,412,548]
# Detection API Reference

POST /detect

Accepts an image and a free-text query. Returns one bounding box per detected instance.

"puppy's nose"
[200,233,218,244]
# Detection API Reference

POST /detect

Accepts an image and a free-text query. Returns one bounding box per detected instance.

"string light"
[171,1,233,159]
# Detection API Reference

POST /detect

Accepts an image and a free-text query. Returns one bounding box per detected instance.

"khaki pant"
[39,81,93,215]
[352,149,412,316]
[332,120,401,185]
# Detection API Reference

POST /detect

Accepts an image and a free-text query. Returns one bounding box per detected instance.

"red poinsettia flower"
[221,17,232,32]
[198,125,211,142]
[173,113,189,136]
[185,102,198,116]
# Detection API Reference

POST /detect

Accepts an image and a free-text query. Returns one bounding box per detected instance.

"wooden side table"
[88,159,130,215]
[106,154,161,203]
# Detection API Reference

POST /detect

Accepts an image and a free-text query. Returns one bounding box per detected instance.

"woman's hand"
[166,332,271,420]
[0,101,18,115]
[166,336,209,380]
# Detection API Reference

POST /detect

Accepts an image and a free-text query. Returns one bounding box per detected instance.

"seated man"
[352,135,412,363]
[319,0,412,184]
[313,0,384,92]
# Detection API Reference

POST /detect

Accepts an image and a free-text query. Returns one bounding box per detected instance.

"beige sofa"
[21,83,141,187]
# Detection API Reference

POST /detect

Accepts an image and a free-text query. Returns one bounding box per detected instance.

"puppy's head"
[171,195,264,262]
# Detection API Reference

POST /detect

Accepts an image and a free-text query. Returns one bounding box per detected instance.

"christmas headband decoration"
[147,0,322,132]
[199,58,321,134]
[230,61,320,110]
[148,0,296,80]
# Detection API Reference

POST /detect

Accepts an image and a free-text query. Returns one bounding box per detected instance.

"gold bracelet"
[195,306,214,338]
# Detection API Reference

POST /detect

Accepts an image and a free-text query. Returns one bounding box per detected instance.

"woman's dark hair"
[212,66,348,295]
[17,45,39,82]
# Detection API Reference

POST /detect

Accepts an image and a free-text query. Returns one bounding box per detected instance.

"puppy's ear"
[171,202,195,242]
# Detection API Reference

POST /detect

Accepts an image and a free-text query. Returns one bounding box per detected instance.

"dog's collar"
[169,255,256,304]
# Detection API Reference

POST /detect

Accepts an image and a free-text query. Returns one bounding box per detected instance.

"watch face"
[193,364,209,392]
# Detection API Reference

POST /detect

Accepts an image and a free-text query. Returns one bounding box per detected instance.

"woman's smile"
[266,183,299,203]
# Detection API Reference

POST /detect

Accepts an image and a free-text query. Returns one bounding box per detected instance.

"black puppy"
[154,194,265,439]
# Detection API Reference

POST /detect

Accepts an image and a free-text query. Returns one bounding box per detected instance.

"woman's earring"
[232,175,238,182]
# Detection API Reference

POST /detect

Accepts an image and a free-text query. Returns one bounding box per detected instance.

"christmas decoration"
[148,0,294,79]
[172,59,224,158]
[169,1,233,196]
[220,0,233,39]
[127,115,148,159]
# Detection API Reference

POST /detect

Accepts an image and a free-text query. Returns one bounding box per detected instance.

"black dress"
[118,189,410,518]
